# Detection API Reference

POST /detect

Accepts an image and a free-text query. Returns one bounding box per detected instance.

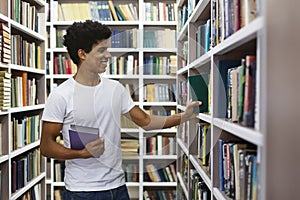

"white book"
[157,135,162,155]
[34,184,41,200]
[127,55,134,75]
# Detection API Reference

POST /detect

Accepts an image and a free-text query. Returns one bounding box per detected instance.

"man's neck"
[73,72,101,86]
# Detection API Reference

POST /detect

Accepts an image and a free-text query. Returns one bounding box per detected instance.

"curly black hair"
[63,20,112,65]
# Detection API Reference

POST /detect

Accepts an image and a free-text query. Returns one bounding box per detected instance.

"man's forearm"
[142,112,187,131]
[40,139,88,160]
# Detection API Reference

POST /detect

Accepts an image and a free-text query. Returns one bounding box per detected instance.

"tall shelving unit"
[0,0,47,199]
[176,0,265,200]
[45,0,179,199]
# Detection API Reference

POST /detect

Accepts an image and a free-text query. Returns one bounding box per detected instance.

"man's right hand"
[82,137,105,158]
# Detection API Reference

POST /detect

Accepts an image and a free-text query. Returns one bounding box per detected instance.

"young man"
[40,20,201,200]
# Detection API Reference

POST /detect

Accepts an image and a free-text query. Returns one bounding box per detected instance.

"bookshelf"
[174,0,300,200]
[0,0,47,199]
[45,0,178,199]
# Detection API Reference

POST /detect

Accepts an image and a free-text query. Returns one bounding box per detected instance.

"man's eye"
[98,48,107,53]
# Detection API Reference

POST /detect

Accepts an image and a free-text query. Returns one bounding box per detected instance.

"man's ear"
[78,49,87,60]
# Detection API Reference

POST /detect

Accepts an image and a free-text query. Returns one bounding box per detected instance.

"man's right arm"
[40,121,104,160]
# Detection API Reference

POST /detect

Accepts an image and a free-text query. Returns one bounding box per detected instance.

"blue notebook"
[69,125,99,150]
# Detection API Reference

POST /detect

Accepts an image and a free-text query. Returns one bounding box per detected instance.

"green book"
[188,73,209,113]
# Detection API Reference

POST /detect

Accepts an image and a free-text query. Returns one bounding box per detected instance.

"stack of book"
[0,71,11,110]
[121,139,139,157]
[0,23,11,64]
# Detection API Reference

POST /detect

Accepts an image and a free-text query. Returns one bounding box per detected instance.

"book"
[242,55,256,127]
[188,73,209,113]
[68,125,99,150]
[217,60,241,118]
[108,0,119,21]
[0,71,11,78]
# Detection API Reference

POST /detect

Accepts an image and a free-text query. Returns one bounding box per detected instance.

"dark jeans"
[62,185,130,200]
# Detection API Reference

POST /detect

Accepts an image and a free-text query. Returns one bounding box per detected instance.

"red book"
[242,55,256,127]
[233,0,241,32]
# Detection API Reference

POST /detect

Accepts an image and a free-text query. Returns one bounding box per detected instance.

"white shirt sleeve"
[120,84,135,114]
[42,90,66,123]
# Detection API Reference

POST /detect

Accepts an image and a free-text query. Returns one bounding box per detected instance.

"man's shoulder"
[52,78,74,94]
[102,77,122,86]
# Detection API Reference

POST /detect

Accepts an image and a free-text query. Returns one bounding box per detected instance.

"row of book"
[10,115,41,151]
[11,148,41,193]
[0,23,11,64]
[144,29,176,49]
[179,122,188,146]
[11,34,42,69]
[143,189,176,200]
[144,83,176,103]
[123,163,139,182]
[11,0,39,32]
[178,3,190,32]
[55,29,66,48]
[143,135,176,156]
[111,29,137,48]
[211,0,257,47]
[121,115,138,129]
[218,140,257,200]
[57,28,138,49]
[53,55,77,75]
[179,56,257,128]
[144,2,177,22]
[178,80,188,106]
[107,55,138,75]
[11,72,38,108]
[54,161,65,182]
[219,55,256,127]
[19,183,41,200]
[181,41,188,67]
[190,169,211,200]
[121,138,139,157]
[196,19,211,58]
[144,163,176,182]
[196,123,212,167]
[143,55,177,76]
[179,154,189,184]
[123,83,139,102]
[144,109,176,118]
[53,1,138,22]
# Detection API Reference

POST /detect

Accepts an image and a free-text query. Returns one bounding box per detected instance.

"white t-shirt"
[42,76,135,191]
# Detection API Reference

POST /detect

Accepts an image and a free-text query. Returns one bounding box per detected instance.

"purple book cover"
[69,125,99,150]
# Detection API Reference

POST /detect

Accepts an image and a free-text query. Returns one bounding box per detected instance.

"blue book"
[69,125,99,150]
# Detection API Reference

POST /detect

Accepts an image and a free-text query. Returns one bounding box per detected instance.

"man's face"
[79,39,111,74]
